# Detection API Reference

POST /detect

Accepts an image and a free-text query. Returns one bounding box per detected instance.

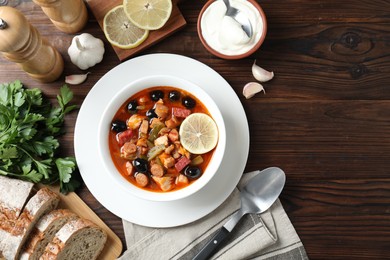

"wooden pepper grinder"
[33,0,88,34]
[0,6,64,83]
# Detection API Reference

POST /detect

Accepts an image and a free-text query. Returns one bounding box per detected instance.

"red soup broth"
[108,86,216,192]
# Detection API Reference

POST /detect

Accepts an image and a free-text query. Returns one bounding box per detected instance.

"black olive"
[146,109,157,119]
[133,158,148,173]
[127,100,138,113]
[150,90,164,101]
[184,166,202,179]
[168,90,181,102]
[111,120,127,133]
[182,96,196,109]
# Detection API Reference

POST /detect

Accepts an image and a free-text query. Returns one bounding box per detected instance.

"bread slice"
[0,187,60,260]
[0,176,34,219]
[19,209,78,260]
[0,176,35,260]
[40,218,107,260]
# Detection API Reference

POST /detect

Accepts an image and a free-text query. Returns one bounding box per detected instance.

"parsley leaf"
[0,81,80,194]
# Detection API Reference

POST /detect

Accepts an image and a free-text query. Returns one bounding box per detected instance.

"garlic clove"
[65,72,90,85]
[243,82,265,99]
[252,60,274,82]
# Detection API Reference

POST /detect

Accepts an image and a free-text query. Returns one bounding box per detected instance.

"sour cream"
[200,0,264,56]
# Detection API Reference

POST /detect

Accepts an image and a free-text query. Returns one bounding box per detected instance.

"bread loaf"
[40,218,107,260]
[0,187,60,260]
[19,209,78,260]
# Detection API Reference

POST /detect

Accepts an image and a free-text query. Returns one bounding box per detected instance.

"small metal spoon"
[223,0,253,38]
[193,167,286,260]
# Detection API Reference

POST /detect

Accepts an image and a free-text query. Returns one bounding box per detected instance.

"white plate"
[74,54,249,227]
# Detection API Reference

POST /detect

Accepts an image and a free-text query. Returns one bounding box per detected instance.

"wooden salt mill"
[33,0,88,34]
[0,6,64,83]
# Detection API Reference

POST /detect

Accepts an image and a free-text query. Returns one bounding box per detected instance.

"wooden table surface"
[1,0,389,259]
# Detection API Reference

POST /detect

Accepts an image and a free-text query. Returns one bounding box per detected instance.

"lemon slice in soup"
[179,113,218,154]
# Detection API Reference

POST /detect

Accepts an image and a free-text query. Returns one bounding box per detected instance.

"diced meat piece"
[165,144,175,154]
[155,103,169,119]
[179,145,191,159]
[158,153,174,168]
[139,146,148,155]
[137,137,148,147]
[172,151,181,159]
[150,118,163,128]
[175,156,191,172]
[116,129,133,146]
[154,135,168,146]
[139,119,149,135]
[150,164,165,177]
[135,173,149,187]
[127,114,145,129]
[159,153,175,169]
[121,142,137,159]
[168,128,179,142]
[163,156,175,169]
[165,117,180,129]
[158,127,170,136]
[125,161,134,176]
[152,176,175,192]
[175,174,189,186]
[170,141,182,158]
[172,107,191,118]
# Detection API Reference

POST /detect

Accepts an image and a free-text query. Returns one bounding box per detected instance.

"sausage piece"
[150,164,165,177]
[175,156,191,172]
[121,142,137,159]
[135,173,149,187]
[172,107,191,118]
[125,161,134,176]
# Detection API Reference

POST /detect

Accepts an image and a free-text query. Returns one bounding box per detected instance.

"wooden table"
[1,1,389,259]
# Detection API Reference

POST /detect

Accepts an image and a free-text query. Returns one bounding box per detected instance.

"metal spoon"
[193,167,286,260]
[223,0,253,38]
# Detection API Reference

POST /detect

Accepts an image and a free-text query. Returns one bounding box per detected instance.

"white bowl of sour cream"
[198,0,267,59]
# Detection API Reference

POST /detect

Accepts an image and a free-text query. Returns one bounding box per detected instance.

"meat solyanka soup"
[109,86,218,192]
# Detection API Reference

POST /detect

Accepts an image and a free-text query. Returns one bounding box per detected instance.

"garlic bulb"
[243,82,265,99]
[252,60,274,82]
[68,33,105,70]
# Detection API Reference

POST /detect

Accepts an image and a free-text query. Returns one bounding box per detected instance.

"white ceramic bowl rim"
[98,75,226,202]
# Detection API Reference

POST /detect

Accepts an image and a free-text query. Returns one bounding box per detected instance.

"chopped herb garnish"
[0,80,80,194]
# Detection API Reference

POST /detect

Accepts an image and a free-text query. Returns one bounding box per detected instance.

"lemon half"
[123,0,172,30]
[179,113,219,154]
[103,5,149,49]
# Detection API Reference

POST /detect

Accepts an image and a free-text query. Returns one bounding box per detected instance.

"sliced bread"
[40,218,107,260]
[0,175,34,219]
[20,209,78,260]
[0,187,60,260]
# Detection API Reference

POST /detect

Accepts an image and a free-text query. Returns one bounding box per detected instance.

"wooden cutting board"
[85,0,187,61]
[39,185,123,260]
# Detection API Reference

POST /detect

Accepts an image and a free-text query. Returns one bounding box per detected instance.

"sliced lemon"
[123,0,172,30]
[103,5,149,49]
[179,113,219,154]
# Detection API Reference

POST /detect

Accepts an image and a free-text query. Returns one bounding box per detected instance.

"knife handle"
[192,227,230,260]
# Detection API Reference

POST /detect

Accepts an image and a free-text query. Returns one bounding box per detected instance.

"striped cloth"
[118,171,308,260]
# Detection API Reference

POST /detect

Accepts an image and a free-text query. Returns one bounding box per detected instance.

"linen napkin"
[118,170,308,260]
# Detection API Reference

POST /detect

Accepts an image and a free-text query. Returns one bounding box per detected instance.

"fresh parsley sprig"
[0,80,80,194]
